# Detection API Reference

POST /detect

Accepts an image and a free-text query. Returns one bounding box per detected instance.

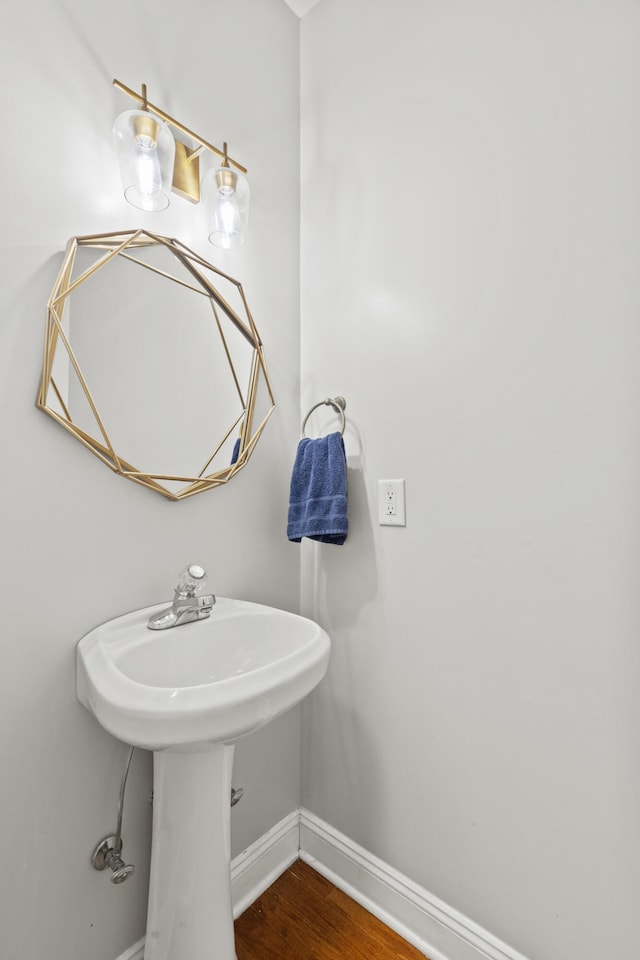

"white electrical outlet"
[378,479,406,526]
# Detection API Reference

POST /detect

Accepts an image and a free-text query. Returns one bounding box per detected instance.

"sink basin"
[77,597,330,750]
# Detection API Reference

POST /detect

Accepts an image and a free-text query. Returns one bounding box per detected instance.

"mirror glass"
[37,231,274,500]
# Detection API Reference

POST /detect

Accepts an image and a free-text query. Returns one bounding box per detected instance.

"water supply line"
[91,747,245,885]
[114,746,135,860]
[91,747,136,884]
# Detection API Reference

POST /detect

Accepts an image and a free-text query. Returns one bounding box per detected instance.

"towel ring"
[302,396,346,438]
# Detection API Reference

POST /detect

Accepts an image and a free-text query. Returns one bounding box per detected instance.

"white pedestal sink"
[76,597,331,960]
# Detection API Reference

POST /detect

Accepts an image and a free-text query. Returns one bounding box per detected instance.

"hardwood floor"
[234,859,429,960]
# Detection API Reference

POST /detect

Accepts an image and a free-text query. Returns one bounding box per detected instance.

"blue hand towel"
[287,431,348,544]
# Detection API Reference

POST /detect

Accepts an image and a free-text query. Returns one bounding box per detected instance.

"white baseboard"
[231,809,300,918]
[116,807,530,960]
[299,808,532,960]
[114,937,144,960]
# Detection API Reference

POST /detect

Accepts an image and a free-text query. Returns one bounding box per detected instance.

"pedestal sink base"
[145,744,237,960]
[76,597,331,960]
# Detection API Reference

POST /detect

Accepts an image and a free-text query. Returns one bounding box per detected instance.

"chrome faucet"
[147,564,216,631]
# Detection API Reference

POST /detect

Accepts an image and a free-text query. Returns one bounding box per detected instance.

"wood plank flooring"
[234,859,429,960]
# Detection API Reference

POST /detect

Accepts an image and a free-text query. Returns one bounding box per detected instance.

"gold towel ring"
[301,396,347,438]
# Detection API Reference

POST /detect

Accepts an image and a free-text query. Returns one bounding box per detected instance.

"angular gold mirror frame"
[36,230,275,500]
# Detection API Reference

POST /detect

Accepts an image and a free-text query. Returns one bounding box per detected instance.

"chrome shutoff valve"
[91,835,135,884]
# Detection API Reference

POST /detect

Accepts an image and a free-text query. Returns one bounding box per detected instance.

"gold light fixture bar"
[113,79,247,204]
[113,79,247,175]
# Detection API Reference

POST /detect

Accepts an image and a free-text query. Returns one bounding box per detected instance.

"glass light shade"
[113,109,176,212]
[202,165,250,249]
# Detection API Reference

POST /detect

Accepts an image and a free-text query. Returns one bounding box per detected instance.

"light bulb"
[131,135,162,205]
[214,194,242,247]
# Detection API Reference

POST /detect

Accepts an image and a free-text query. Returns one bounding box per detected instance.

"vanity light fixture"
[112,79,250,248]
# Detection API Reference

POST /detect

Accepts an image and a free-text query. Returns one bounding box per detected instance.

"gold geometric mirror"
[36,230,274,500]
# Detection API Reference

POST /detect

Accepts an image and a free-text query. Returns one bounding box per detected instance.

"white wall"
[4,2,640,959]
[0,2,300,959]
[300,2,640,959]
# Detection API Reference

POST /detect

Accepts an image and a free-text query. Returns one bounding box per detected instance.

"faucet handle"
[176,564,207,597]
